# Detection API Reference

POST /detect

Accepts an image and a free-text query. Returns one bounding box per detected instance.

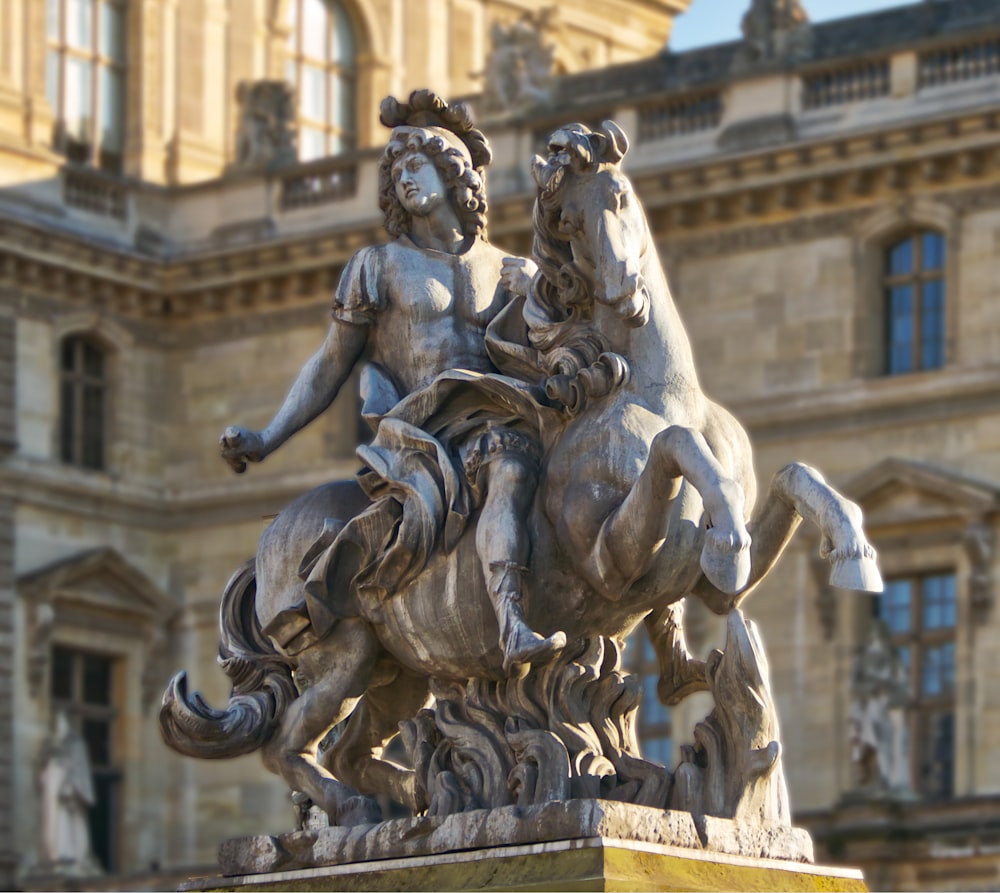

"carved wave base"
[182,801,865,892]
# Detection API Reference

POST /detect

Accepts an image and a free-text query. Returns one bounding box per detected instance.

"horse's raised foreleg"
[764,462,881,594]
[323,662,431,813]
[690,462,881,611]
[260,617,384,826]
[591,425,751,599]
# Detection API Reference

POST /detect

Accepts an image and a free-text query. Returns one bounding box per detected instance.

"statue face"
[392,151,447,218]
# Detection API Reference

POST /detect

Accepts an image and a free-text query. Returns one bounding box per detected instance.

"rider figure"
[221,91,566,672]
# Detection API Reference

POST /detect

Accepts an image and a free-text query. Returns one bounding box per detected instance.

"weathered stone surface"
[216,800,813,878]
[194,837,862,893]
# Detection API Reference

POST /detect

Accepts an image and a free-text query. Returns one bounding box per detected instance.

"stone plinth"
[181,837,867,892]
[178,800,866,892]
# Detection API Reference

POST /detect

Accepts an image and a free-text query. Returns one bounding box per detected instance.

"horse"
[160,119,881,828]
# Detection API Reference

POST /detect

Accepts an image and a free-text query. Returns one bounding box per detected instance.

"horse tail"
[159,559,298,759]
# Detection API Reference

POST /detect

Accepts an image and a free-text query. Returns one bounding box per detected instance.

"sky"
[670,0,917,51]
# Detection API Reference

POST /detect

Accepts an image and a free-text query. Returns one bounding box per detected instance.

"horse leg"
[690,461,881,611]
[260,617,383,826]
[645,600,709,706]
[323,662,431,814]
[593,425,751,598]
[765,462,881,592]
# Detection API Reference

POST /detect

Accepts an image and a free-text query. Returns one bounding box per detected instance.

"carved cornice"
[2,107,1000,322]
[0,213,386,325]
[0,458,359,530]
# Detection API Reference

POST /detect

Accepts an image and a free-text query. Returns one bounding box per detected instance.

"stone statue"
[225,88,564,673]
[849,620,911,794]
[738,0,812,65]
[161,92,882,844]
[480,11,557,113]
[36,711,100,876]
[232,80,297,170]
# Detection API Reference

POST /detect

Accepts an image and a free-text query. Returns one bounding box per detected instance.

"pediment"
[842,458,1000,530]
[18,547,177,625]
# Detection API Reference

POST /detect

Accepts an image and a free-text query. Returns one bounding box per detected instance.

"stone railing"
[62,166,128,219]
[802,59,891,110]
[279,156,359,211]
[919,37,1000,89]
[637,91,723,143]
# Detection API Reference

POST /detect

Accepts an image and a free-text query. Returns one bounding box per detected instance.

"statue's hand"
[220,426,267,474]
[501,256,538,298]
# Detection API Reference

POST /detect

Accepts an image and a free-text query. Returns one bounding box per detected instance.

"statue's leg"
[478,453,566,671]
[644,600,708,706]
[591,425,751,598]
[260,617,383,826]
[323,663,431,813]
[690,461,881,610]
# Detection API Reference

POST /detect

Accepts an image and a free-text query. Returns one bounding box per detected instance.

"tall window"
[876,572,956,799]
[60,336,108,471]
[884,231,946,375]
[46,0,126,171]
[51,646,121,871]
[285,0,357,161]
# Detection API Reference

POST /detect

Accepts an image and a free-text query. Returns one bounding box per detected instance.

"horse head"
[531,120,650,329]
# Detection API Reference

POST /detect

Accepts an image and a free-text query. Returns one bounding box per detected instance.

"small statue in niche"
[232,80,297,170]
[480,10,557,113]
[36,711,101,877]
[848,619,912,795]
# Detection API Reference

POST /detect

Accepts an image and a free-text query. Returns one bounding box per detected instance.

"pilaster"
[172,0,227,182]
[22,0,55,150]
[0,301,16,888]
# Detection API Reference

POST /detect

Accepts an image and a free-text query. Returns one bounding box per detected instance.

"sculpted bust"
[162,91,881,845]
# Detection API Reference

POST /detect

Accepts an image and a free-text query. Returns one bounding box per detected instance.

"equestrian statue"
[160,90,881,832]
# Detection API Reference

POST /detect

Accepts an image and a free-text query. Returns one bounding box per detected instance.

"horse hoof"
[502,630,567,674]
[335,795,382,827]
[700,537,751,595]
[829,555,883,593]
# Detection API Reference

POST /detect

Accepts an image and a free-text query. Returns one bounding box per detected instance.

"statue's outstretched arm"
[220,321,367,473]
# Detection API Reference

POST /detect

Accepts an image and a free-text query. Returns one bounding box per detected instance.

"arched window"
[59,335,108,470]
[285,0,357,161]
[45,0,126,172]
[884,231,946,375]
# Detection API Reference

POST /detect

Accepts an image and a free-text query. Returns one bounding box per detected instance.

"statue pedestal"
[179,800,866,892]
[181,837,867,892]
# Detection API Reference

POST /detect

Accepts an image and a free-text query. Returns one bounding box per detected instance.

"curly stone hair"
[377,90,491,240]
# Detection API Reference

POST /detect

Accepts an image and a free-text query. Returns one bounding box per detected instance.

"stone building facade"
[2,0,1000,889]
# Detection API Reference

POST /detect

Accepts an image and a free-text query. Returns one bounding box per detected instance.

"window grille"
[637,92,723,142]
[46,0,126,172]
[884,231,946,376]
[919,38,1000,89]
[802,60,890,110]
[60,335,108,470]
[285,0,357,161]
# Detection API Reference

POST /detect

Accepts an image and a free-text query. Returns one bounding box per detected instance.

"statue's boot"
[489,561,567,674]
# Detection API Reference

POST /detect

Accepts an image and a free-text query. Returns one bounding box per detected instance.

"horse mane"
[525,135,630,414]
